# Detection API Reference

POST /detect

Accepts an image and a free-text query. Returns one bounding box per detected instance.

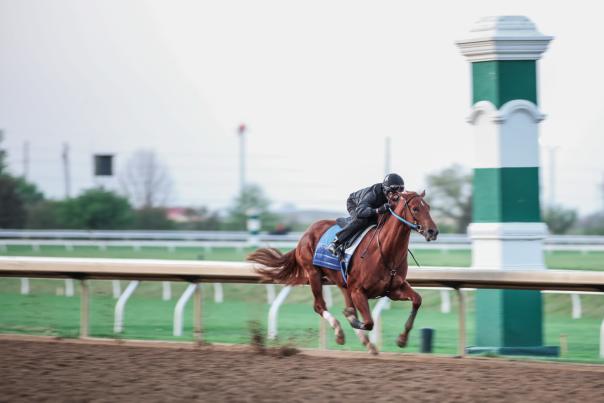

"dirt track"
[1,337,604,402]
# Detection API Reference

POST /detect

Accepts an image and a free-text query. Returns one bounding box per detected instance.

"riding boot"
[335,218,370,247]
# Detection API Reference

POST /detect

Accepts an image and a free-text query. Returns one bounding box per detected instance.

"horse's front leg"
[349,289,378,355]
[390,281,422,348]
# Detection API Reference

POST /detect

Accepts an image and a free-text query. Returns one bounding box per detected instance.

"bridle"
[370,193,424,297]
[388,194,424,234]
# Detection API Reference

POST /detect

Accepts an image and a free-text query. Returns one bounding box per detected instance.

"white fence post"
[114,280,140,333]
[20,278,29,295]
[173,283,198,337]
[112,280,121,299]
[64,279,74,297]
[571,293,581,319]
[162,281,171,301]
[268,286,292,340]
[266,284,276,304]
[440,289,451,313]
[213,283,224,303]
[369,298,391,346]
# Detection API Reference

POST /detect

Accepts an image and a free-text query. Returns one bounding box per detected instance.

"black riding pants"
[335,198,375,246]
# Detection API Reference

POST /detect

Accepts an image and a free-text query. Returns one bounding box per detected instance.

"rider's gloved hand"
[376,203,390,215]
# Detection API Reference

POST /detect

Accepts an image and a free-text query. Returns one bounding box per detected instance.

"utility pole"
[384,136,391,176]
[238,123,246,195]
[23,141,30,178]
[62,143,71,198]
[601,172,604,212]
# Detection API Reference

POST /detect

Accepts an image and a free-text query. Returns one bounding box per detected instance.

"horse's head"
[391,190,439,242]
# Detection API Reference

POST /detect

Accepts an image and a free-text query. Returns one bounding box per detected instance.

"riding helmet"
[382,173,405,193]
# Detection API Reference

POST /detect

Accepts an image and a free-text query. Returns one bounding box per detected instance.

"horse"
[247,190,438,354]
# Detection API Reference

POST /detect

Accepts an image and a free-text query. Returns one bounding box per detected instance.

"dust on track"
[1,335,603,402]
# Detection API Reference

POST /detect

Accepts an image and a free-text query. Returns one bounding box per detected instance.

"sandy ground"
[1,336,604,402]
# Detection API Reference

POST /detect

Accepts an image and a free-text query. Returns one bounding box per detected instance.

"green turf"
[1,245,603,363]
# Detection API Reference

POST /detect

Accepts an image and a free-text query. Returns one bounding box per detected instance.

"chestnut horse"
[248,190,438,354]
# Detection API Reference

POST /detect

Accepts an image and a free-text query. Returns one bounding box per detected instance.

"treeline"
[0,134,292,231]
[2,134,604,234]
[1,177,290,231]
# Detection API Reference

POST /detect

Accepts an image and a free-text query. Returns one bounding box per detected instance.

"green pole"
[457,16,558,356]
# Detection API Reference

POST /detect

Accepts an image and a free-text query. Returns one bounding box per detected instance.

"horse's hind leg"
[308,269,345,345]
[390,281,422,348]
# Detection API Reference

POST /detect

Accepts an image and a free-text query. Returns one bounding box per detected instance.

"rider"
[326,173,405,258]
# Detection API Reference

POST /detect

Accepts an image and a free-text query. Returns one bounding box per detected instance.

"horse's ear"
[420,190,426,197]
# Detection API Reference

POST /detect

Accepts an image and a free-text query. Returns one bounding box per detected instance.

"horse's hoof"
[396,336,407,348]
[368,344,379,355]
[335,332,345,345]
[350,318,366,330]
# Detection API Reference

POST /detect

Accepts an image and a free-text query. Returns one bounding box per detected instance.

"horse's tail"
[247,248,307,285]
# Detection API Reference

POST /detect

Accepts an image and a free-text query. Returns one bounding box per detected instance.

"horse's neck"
[379,214,411,268]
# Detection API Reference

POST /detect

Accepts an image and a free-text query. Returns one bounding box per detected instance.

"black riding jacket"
[347,183,388,219]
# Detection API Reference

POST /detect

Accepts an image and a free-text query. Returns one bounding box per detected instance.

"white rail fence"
[2,230,604,252]
[1,256,604,357]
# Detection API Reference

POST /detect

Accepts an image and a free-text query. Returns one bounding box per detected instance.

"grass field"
[1,245,603,363]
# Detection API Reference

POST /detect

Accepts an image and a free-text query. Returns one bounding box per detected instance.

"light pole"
[384,136,391,176]
[238,123,246,195]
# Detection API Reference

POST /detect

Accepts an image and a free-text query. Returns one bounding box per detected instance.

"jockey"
[327,173,405,258]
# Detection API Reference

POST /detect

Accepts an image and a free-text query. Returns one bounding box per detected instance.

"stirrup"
[326,241,339,255]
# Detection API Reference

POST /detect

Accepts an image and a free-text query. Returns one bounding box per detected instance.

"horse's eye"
[413,207,419,213]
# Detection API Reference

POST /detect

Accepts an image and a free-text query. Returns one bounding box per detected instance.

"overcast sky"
[1,1,603,215]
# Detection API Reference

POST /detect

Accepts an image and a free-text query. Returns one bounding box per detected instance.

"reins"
[365,195,423,297]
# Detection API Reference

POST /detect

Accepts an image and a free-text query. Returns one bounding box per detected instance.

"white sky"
[1,0,603,215]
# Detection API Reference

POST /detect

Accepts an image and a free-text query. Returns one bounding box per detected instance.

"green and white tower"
[457,16,558,355]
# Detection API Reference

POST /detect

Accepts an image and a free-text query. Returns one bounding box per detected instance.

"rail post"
[319,317,327,349]
[194,283,202,343]
[456,288,466,357]
[80,279,89,338]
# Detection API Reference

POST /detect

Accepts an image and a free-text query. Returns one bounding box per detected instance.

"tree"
[119,150,173,208]
[59,188,134,229]
[25,200,64,229]
[425,164,472,233]
[13,176,44,205]
[578,212,604,235]
[133,207,174,230]
[174,207,222,230]
[0,130,7,175]
[0,131,27,228]
[543,205,578,235]
[0,175,26,228]
[224,184,281,231]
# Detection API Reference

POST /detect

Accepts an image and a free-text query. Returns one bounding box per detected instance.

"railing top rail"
[0,256,603,292]
[2,229,604,245]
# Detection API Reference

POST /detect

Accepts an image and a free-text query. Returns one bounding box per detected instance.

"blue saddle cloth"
[312,224,351,271]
